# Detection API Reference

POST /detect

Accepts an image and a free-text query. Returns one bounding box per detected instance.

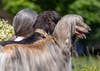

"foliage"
[1,0,41,15]
[68,0,100,24]
[1,0,100,24]
[73,57,100,71]
[0,19,14,41]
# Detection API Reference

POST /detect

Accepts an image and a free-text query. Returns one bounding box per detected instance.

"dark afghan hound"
[0,14,90,71]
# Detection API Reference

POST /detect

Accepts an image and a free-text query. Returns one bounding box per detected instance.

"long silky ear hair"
[53,14,89,55]
[33,11,61,34]
[13,9,38,37]
[0,9,38,46]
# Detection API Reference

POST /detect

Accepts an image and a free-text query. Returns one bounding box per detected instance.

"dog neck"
[34,29,48,37]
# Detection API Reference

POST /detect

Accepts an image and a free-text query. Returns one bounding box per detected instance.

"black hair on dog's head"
[33,11,61,34]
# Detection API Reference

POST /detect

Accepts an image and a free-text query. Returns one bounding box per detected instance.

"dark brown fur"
[33,11,61,34]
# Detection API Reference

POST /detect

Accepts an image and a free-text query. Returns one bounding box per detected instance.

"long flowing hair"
[13,9,38,37]
[33,11,61,34]
[0,14,90,71]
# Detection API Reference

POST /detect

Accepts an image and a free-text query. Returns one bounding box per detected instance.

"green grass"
[73,56,100,71]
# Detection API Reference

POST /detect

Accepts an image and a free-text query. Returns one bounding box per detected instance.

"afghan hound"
[0,14,90,71]
[53,14,91,71]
